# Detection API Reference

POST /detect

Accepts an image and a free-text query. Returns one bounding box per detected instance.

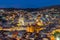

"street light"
[56,36,60,40]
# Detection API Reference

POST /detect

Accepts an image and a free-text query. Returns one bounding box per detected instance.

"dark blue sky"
[0,0,60,8]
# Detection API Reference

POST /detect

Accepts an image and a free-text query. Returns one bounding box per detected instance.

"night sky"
[0,0,60,8]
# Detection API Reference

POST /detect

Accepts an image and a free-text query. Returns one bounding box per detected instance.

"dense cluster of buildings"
[0,7,60,40]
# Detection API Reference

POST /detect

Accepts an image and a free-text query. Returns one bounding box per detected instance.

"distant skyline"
[0,0,60,8]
